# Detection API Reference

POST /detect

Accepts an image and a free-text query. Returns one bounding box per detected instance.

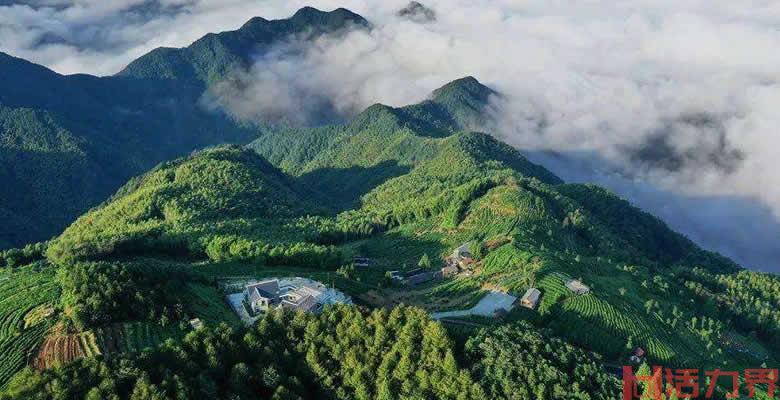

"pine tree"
[418,254,432,269]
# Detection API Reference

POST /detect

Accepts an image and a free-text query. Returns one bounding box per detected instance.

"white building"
[243,277,351,315]
[565,279,590,295]
[520,288,541,309]
[245,279,281,314]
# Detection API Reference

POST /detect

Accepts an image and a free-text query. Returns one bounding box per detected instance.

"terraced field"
[534,271,572,313]
[93,322,185,357]
[33,331,100,369]
[0,265,60,387]
[33,322,187,369]
[548,290,712,365]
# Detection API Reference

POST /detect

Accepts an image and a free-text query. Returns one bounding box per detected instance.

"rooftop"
[522,288,541,301]
[565,279,589,291]
[246,279,280,304]
[242,277,351,314]
[520,288,541,309]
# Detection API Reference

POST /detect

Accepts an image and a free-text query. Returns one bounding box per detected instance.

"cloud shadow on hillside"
[296,161,411,212]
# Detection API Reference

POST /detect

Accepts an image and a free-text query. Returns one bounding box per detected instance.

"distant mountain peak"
[0,51,53,73]
[288,6,370,31]
[418,76,498,132]
[293,6,326,17]
[397,1,437,23]
[238,16,269,29]
[431,76,496,103]
[118,7,369,82]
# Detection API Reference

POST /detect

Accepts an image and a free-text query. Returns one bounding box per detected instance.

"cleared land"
[431,291,517,319]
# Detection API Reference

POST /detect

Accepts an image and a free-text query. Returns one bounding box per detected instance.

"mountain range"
[0,5,778,400]
[0,7,366,249]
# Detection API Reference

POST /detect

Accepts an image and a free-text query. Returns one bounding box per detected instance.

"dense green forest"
[4,73,772,398]
[57,260,194,330]
[2,73,774,398]
[0,5,778,400]
[0,7,366,249]
[2,306,484,400]
[465,322,621,399]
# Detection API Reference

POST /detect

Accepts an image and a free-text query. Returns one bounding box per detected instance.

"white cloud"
[0,0,357,75]
[2,0,779,271]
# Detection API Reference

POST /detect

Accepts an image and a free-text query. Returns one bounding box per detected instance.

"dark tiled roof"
[406,272,436,285]
[296,295,319,312]
[404,268,423,277]
[282,294,318,312]
[246,279,280,304]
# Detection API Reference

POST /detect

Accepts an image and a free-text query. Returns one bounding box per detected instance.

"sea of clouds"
[2,0,779,271]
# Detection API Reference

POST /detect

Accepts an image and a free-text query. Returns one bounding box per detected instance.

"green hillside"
[1,69,775,399]
[0,7,777,400]
[47,146,318,265]
[41,76,778,373]
[249,77,559,210]
[47,76,561,268]
[0,52,254,249]
[0,7,366,249]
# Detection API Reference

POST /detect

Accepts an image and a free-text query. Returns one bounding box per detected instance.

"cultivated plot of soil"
[33,332,100,370]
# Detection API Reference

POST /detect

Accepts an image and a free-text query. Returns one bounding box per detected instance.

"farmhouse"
[519,288,541,309]
[406,271,438,286]
[389,268,422,282]
[440,243,476,279]
[245,279,280,314]
[243,278,351,316]
[450,243,475,268]
[565,279,590,295]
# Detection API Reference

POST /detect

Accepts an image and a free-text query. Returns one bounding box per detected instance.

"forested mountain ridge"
[50,75,759,341]
[45,145,330,265]
[46,77,569,264]
[0,7,368,249]
[1,5,779,400]
[118,7,368,85]
[247,76,723,273]
[249,76,560,209]
[9,74,777,399]
[0,51,252,248]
